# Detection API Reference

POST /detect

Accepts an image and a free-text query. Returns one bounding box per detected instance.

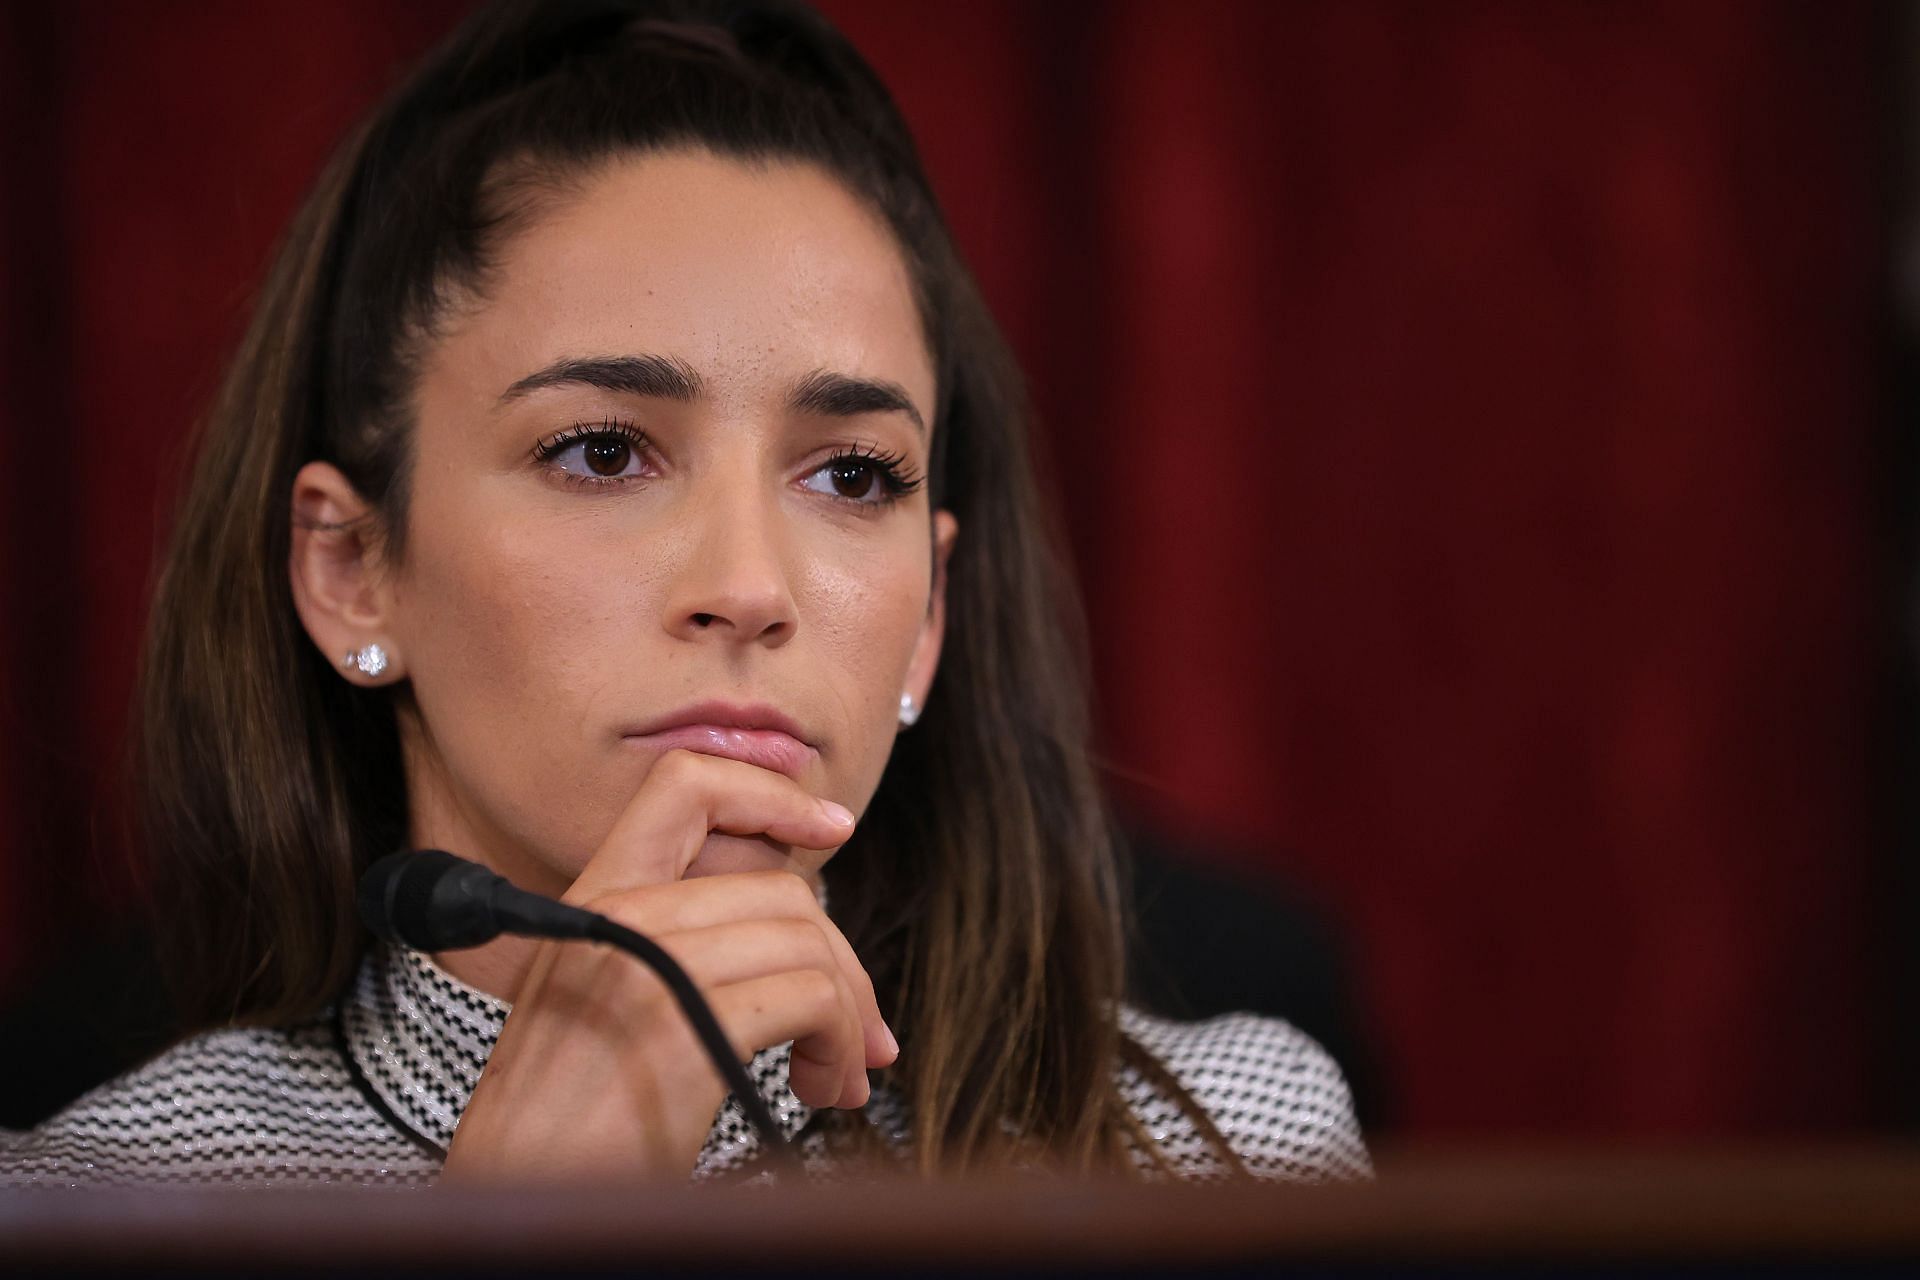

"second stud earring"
[898,692,920,727]
[341,643,389,679]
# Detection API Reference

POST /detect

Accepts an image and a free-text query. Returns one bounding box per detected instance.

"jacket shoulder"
[1118,1007,1371,1182]
[0,1019,433,1188]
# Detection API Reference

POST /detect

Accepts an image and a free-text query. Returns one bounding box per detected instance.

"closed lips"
[622,704,818,778]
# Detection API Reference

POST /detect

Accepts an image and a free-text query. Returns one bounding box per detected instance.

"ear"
[289,461,405,685]
[901,509,959,718]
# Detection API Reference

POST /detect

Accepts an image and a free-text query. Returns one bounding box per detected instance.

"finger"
[706,970,867,1110]
[567,750,855,901]
[588,869,827,933]
[594,874,896,1067]
[527,930,872,1109]
[654,918,882,1099]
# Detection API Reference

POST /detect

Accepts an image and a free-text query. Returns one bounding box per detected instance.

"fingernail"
[819,800,855,827]
[882,1021,900,1060]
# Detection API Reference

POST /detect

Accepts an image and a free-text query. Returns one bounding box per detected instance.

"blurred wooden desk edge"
[4,1146,1920,1269]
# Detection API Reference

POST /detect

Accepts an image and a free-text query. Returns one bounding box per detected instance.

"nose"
[662,480,798,648]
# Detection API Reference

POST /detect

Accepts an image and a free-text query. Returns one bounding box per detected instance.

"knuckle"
[793,968,841,1013]
[802,920,839,966]
[773,916,818,955]
[776,873,818,913]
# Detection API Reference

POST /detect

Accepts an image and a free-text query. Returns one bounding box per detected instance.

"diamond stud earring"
[341,643,389,679]
[898,692,920,727]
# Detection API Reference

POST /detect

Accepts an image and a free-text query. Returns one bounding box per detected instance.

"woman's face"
[314,150,954,896]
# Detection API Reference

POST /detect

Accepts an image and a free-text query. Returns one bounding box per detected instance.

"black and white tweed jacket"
[0,943,1369,1188]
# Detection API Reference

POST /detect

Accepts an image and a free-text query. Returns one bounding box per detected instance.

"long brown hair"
[141,0,1220,1176]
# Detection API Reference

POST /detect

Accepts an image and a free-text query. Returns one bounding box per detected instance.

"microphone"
[357,849,798,1170]
[358,849,592,950]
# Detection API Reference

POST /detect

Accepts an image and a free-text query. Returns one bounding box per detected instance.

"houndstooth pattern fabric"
[0,944,1368,1188]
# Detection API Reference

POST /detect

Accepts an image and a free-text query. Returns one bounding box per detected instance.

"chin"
[682,832,796,880]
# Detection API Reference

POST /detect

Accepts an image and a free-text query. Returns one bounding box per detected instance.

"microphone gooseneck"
[356,849,799,1171]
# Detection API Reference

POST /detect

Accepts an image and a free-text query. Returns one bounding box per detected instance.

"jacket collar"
[338,941,814,1176]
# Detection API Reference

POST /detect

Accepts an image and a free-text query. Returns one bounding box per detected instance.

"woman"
[1,0,1366,1186]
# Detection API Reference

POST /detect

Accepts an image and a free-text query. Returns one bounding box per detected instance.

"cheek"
[799,535,930,770]
[394,498,665,854]
[407,517,616,710]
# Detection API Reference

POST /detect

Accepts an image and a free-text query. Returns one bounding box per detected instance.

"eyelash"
[530,419,926,506]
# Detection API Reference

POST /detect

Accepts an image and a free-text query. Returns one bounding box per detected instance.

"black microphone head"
[358,849,504,951]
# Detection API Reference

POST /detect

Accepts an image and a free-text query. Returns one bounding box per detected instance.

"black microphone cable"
[357,848,800,1173]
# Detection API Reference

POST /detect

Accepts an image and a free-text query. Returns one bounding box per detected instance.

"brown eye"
[827,459,877,499]
[583,436,631,476]
[800,448,917,506]
[540,426,647,484]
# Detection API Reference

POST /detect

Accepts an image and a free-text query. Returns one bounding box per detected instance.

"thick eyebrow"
[498,354,704,404]
[788,369,926,436]
[498,356,926,435]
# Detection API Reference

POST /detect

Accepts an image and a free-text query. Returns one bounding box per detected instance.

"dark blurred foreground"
[6,1151,1920,1277]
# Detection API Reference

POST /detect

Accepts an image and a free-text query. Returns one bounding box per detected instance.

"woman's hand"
[440,749,896,1182]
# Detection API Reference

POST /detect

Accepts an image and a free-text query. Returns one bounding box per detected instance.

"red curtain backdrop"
[0,0,1890,1137]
